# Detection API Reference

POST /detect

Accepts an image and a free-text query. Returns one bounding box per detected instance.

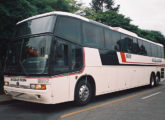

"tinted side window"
[148,43,152,56]
[104,29,111,50]
[151,44,157,57]
[132,38,139,54]
[52,40,70,75]
[158,46,161,58]
[83,22,104,48]
[161,47,164,58]
[120,34,133,53]
[162,47,164,58]
[71,45,83,71]
[51,39,83,75]
[99,50,119,65]
[156,46,159,57]
[138,39,145,55]
[104,29,115,51]
[55,16,81,44]
[143,41,151,56]
[111,31,121,51]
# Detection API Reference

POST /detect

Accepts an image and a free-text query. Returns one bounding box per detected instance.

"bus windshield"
[14,15,56,38]
[5,36,52,75]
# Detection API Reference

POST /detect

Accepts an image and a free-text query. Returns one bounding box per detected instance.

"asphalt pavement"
[0,94,12,102]
[0,81,165,120]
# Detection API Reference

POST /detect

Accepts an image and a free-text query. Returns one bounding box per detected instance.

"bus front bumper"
[4,86,53,104]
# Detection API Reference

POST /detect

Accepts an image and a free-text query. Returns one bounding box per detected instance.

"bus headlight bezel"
[30,84,46,90]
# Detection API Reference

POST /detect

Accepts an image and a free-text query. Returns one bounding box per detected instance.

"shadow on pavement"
[9,84,163,112]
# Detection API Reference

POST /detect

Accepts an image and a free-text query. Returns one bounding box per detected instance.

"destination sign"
[10,78,27,82]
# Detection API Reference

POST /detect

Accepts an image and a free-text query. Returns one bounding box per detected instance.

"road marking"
[61,86,165,119]
[141,92,161,100]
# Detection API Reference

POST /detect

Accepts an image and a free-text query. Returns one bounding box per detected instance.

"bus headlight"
[4,81,9,86]
[30,84,46,90]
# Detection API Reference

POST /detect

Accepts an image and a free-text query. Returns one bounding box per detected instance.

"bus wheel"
[150,74,156,87]
[155,75,160,86]
[75,80,92,106]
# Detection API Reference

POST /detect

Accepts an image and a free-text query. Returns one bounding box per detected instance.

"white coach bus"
[4,11,165,105]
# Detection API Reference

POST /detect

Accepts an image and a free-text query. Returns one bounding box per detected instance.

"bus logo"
[126,54,131,59]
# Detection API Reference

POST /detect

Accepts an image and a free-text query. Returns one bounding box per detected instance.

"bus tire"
[155,74,160,86]
[75,80,92,106]
[150,74,156,88]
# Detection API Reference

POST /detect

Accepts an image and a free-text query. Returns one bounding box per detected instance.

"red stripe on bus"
[120,52,165,65]
[113,28,118,31]
[125,61,165,65]
[126,61,155,64]
[120,52,126,62]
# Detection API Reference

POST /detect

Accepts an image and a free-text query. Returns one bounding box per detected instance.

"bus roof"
[17,11,89,24]
[17,11,164,47]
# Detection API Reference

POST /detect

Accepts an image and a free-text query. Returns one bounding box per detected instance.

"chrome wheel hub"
[156,77,159,83]
[79,85,89,101]
[151,78,154,86]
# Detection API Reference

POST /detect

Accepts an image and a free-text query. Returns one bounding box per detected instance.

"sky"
[78,0,165,36]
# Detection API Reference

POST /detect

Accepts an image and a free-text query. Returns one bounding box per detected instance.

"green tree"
[28,0,82,14]
[90,0,119,12]
[0,0,81,61]
[85,10,138,32]
[137,29,165,45]
[0,0,37,60]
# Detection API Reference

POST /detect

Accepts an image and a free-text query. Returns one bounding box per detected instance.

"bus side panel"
[117,67,132,90]
[68,68,112,101]
[84,47,109,95]
[86,67,110,95]
[144,66,153,84]
[104,66,118,92]
[106,66,150,93]
[67,47,108,101]
[69,75,78,101]
[51,76,70,104]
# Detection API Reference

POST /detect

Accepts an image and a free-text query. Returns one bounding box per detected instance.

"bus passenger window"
[158,46,161,58]
[71,45,83,71]
[52,41,70,75]
[111,31,121,51]
[151,44,158,57]
[82,22,104,48]
[120,34,133,53]
[143,41,152,56]
[138,39,144,55]
[161,47,164,58]
[132,38,139,54]
[55,16,81,44]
